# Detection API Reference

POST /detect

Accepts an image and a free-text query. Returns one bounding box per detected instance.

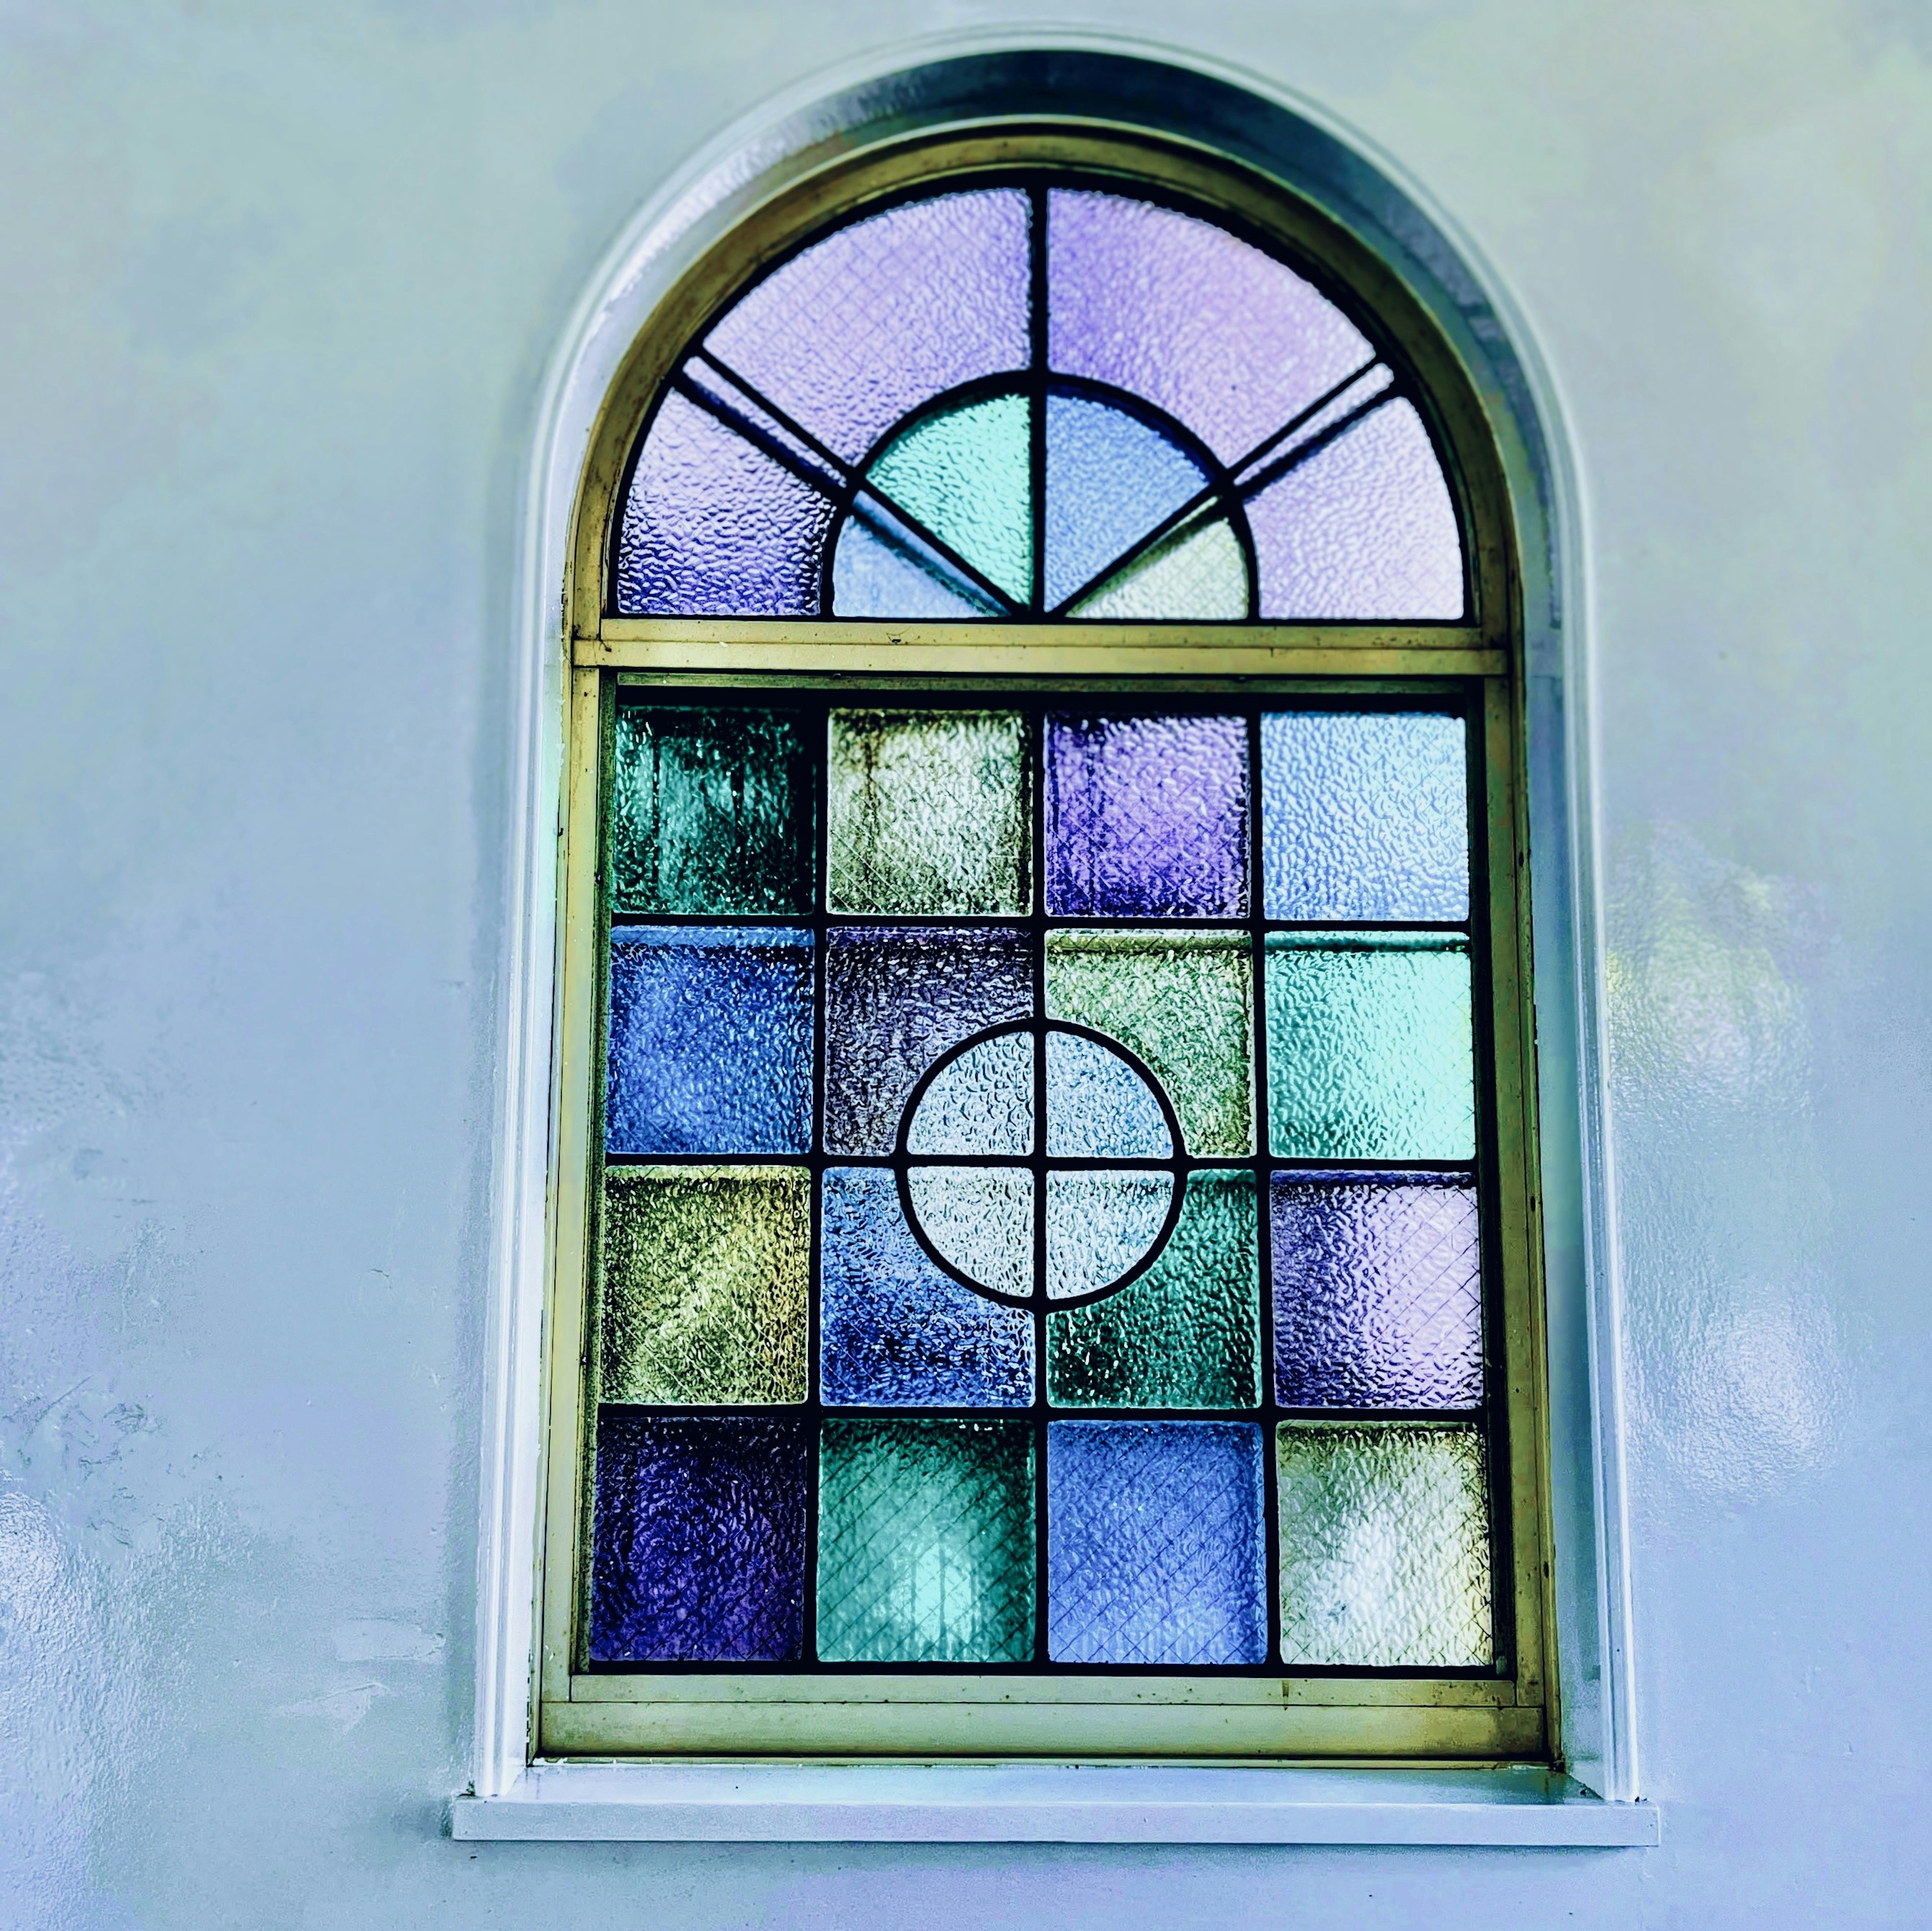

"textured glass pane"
[606,928,813,1155]
[1047,932,1253,1156]
[827,711,1030,915]
[1264,935,1473,1160]
[817,1418,1035,1663]
[703,189,1029,465]
[1046,1421,1267,1664]
[906,1032,1033,1155]
[1043,1171,1173,1302]
[608,706,813,917]
[598,1167,809,1405]
[1067,516,1246,621]
[1045,713,1249,918]
[820,1168,1033,1406]
[1260,711,1469,922]
[824,927,1032,1155]
[1272,1173,1481,1408]
[614,388,836,617]
[589,1411,809,1662]
[1248,400,1463,619]
[904,1167,1034,1300]
[832,513,994,619]
[1044,1029,1171,1157]
[1049,1171,1259,1408]
[1048,189,1373,466]
[1276,1422,1493,1666]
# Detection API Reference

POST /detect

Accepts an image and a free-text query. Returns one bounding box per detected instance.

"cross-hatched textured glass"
[1260,711,1469,921]
[1043,1171,1174,1302]
[1043,1029,1171,1157]
[1049,1170,1258,1408]
[906,1032,1032,1155]
[1067,517,1246,621]
[827,711,1030,915]
[1265,935,1473,1160]
[1047,1421,1267,1664]
[1276,1422,1493,1666]
[609,706,813,917]
[1272,1173,1481,1408]
[589,1411,809,1662]
[817,1418,1035,1663]
[598,1167,809,1406]
[1047,932,1252,1155]
[904,1167,1034,1300]
[605,928,813,1155]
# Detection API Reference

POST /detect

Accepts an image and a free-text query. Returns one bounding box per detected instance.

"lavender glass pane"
[704,190,1029,466]
[589,1410,808,1662]
[1046,714,1249,917]
[1272,1173,1482,1408]
[606,928,813,1154]
[614,389,836,617]
[824,927,1033,1155]
[820,1168,1034,1407]
[1248,400,1463,619]
[1048,189,1373,467]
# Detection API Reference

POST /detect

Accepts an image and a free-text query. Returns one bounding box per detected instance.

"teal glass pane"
[817,1417,1036,1662]
[1068,516,1246,620]
[1265,935,1473,1159]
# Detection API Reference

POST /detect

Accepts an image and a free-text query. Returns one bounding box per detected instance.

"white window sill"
[451,1762,1659,1845]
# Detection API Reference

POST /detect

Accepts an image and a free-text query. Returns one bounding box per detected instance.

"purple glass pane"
[1247,399,1463,619]
[1048,189,1373,467]
[589,1410,809,1662]
[1045,714,1249,917]
[705,190,1030,466]
[614,389,836,616]
[1271,1172,1482,1407]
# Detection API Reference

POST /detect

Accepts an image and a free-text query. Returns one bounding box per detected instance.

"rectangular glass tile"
[1264,934,1473,1160]
[606,927,813,1155]
[597,1167,809,1406]
[827,710,1030,914]
[1046,1421,1267,1665]
[1272,1172,1481,1408]
[1276,1422,1493,1667]
[817,1418,1035,1663]
[589,1411,809,1663]
[1046,931,1253,1156]
[608,706,814,916]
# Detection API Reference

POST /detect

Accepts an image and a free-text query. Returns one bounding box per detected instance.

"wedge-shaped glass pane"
[1276,1421,1493,1667]
[904,1167,1034,1301]
[817,1418,1035,1663]
[1067,517,1246,621]
[906,1032,1033,1155]
[832,512,996,618]
[1043,1171,1174,1302]
[1043,1030,1171,1158]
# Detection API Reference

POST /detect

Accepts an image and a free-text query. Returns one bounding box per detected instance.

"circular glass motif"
[894,1020,1187,1310]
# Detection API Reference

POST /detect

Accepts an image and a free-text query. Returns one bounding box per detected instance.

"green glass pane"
[867,393,1032,604]
[1045,931,1252,1155]
[597,1166,809,1405]
[607,707,813,916]
[1264,934,1473,1159]
[1276,1421,1493,1666]
[1048,1170,1259,1408]
[1068,516,1246,620]
[827,710,1030,914]
[817,1417,1035,1662]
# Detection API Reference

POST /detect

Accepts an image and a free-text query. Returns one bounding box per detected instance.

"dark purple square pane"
[1271,1171,1482,1408]
[1045,714,1249,917]
[589,1410,809,1662]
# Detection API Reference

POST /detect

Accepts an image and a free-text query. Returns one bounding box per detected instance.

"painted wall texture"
[3,2,1929,1924]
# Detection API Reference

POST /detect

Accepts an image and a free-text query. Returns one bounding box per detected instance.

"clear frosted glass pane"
[1049,1170,1259,1408]
[1045,713,1249,918]
[598,1167,809,1406]
[1264,935,1473,1160]
[827,711,1030,915]
[1043,1171,1173,1302]
[906,1032,1033,1155]
[589,1411,809,1663]
[832,513,995,618]
[904,1167,1033,1300]
[1046,1421,1267,1664]
[1260,710,1469,921]
[1047,932,1253,1156]
[608,706,814,917]
[1067,516,1246,620]
[605,928,813,1155]
[1276,1422,1493,1666]
[820,1168,1033,1407]
[817,1418,1035,1663]
[1272,1173,1482,1408]
[1043,1030,1171,1158]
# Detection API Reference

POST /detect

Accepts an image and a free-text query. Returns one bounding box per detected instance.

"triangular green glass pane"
[1068,516,1247,621]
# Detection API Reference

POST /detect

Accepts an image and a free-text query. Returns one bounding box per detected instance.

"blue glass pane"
[906,1033,1033,1155]
[831,514,992,618]
[606,928,813,1155]
[1046,1420,1267,1664]
[589,1410,809,1662]
[1043,1030,1171,1157]
[1043,1171,1173,1302]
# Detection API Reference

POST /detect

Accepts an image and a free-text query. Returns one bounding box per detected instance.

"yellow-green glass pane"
[1068,516,1247,621]
[598,1166,809,1405]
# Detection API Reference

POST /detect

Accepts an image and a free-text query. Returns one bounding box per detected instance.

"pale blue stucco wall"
[2,2,1929,1924]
